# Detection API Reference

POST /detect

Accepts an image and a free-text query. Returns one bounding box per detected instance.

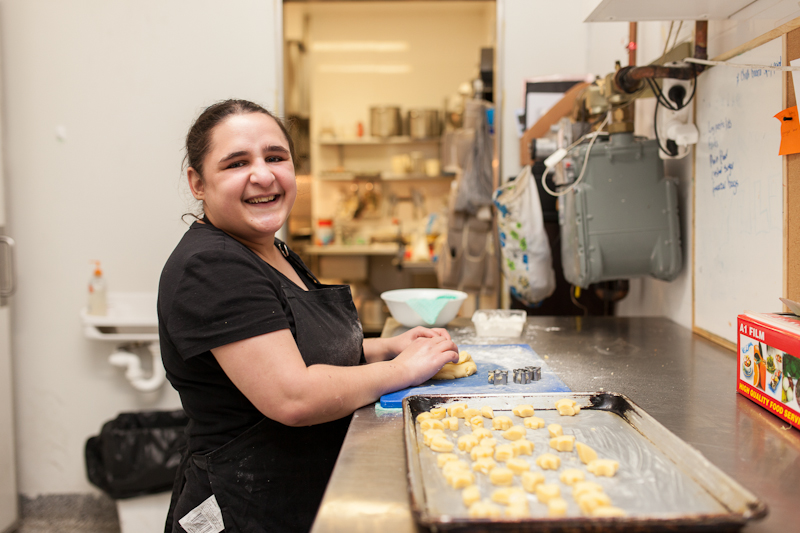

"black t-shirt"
[158,221,319,454]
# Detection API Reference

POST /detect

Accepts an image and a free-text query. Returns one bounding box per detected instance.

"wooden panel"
[785,28,800,304]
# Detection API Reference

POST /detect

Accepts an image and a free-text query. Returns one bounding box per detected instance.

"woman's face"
[188,112,296,245]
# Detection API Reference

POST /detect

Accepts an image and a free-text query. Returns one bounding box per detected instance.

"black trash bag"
[85,410,188,499]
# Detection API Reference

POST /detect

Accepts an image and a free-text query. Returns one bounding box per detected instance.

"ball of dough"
[420,419,444,431]
[442,417,459,431]
[423,429,445,446]
[470,445,494,461]
[462,485,481,507]
[555,398,581,416]
[443,460,470,477]
[512,404,535,417]
[463,408,480,420]
[490,487,526,505]
[468,500,501,518]
[511,439,534,456]
[549,435,576,452]
[472,427,492,440]
[429,407,447,419]
[447,403,468,418]
[479,437,497,449]
[523,416,545,429]
[416,412,432,423]
[576,442,598,465]
[437,453,459,468]
[521,471,545,493]
[472,457,497,474]
[547,424,563,438]
[576,491,612,515]
[489,467,514,486]
[492,416,513,430]
[448,470,475,489]
[430,435,454,453]
[481,405,494,419]
[468,415,484,428]
[535,453,561,470]
[494,444,515,462]
[433,352,477,380]
[547,497,568,517]
[506,457,530,474]
[587,459,619,477]
[458,434,479,452]
[502,425,527,441]
[559,468,585,486]
[535,483,561,503]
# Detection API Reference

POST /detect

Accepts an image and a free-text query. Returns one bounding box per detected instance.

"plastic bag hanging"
[493,166,556,305]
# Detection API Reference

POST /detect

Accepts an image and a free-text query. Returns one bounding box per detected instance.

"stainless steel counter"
[312,316,800,532]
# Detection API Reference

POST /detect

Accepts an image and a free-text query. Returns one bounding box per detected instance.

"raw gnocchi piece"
[472,457,497,474]
[535,453,561,470]
[575,442,598,465]
[420,419,444,431]
[502,425,527,441]
[462,485,481,507]
[592,506,627,517]
[423,429,445,446]
[416,412,432,423]
[481,405,494,419]
[468,500,502,518]
[492,415,514,430]
[547,497,568,517]
[555,398,581,416]
[448,403,469,418]
[448,470,476,489]
[512,404,535,417]
[436,453,459,468]
[512,438,534,456]
[429,407,447,420]
[430,435,454,453]
[470,445,494,461]
[443,460,470,477]
[463,408,480,420]
[494,444,516,462]
[489,466,514,486]
[458,434,480,452]
[468,415,484,428]
[535,483,561,503]
[479,437,497,448]
[523,416,545,429]
[490,487,526,505]
[521,471,546,493]
[441,417,459,431]
[506,457,530,474]
[472,427,493,440]
[572,481,604,500]
[547,424,563,438]
[549,435,576,452]
[576,491,612,515]
[559,468,585,486]
[587,459,619,477]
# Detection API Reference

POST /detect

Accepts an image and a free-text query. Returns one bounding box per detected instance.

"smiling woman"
[159,100,460,533]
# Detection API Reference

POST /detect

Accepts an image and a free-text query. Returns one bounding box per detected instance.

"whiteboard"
[694,37,783,344]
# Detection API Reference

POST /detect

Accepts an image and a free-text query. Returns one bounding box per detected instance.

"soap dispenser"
[88,260,107,316]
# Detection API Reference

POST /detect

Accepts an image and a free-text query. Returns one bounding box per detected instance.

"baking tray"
[403,392,767,532]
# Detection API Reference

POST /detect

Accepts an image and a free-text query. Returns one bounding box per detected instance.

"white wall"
[2,0,280,496]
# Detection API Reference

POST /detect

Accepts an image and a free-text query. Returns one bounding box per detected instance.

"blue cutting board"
[379,344,571,408]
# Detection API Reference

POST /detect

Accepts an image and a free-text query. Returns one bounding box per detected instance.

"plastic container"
[316,219,334,246]
[471,309,527,337]
[380,289,467,327]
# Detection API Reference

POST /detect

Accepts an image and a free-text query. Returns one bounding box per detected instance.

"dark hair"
[185,99,296,179]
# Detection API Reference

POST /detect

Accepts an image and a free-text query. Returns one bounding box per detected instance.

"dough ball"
[420,419,444,431]
[423,429,445,446]
[433,353,477,380]
[576,442,598,465]
[437,453,459,468]
[472,457,497,474]
[481,405,494,419]
[458,434,479,452]
[512,404,534,417]
[535,453,561,470]
[463,408,480,420]
[447,403,468,418]
[492,416,514,430]
[479,437,497,449]
[430,435,454,453]
[489,467,514,486]
[494,444,515,462]
[502,425,527,441]
[587,459,619,477]
[416,412,432,423]
[468,415,484,428]
[547,497,568,517]
[511,438,534,456]
[470,445,494,461]
[559,468,585,486]
[429,407,447,420]
[448,470,475,489]
[490,487,526,505]
[442,460,470,477]
[535,483,561,503]
[468,500,501,518]
[523,416,545,429]
[506,457,530,475]
[472,427,492,440]
[549,435,576,452]
[521,471,546,493]
[577,491,612,515]
[442,417,459,431]
[462,485,481,507]
[555,398,581,416]
[547,424,563,437]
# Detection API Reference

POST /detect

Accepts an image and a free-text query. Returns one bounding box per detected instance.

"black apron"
[166,241,363,533]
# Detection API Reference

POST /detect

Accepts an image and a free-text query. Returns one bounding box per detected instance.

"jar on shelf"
[316,219,334,246]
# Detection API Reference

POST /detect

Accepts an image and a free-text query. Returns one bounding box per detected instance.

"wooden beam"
[786,29,800,305]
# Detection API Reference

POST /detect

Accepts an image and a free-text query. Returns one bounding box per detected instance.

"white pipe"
[108,342,166,392]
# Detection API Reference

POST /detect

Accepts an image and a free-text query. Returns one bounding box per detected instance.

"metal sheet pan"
[403,392,767,532]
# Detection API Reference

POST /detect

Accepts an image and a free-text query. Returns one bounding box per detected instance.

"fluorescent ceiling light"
[318,64,412,74]
[311,41,409,52]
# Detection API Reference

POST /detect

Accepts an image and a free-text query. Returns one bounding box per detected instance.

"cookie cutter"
[525,366,542,381]
[488,369,508,385]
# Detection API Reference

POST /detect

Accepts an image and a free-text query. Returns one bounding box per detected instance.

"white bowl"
[380,288,468,328]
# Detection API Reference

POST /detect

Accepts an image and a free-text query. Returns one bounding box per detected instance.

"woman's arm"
[213,328,459,427]
[362,326,452,363]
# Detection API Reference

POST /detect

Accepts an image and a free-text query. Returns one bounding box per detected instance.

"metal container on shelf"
[407,108,441,139]
[369,106,402,137]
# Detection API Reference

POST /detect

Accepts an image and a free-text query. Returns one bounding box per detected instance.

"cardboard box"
[737,312,800,429]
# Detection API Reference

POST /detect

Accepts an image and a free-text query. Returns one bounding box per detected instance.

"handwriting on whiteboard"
[707,119,738,195]
[736,59,782,85]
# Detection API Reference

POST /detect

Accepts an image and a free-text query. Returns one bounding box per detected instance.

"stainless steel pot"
[370,106,402,137]
[407,109,441,139]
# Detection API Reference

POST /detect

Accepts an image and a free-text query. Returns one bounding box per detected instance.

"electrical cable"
[541,113,611,197]
[645,66,697,157]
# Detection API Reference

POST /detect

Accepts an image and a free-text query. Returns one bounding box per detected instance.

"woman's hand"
[391,335,460,387]
[363,326,452,363]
